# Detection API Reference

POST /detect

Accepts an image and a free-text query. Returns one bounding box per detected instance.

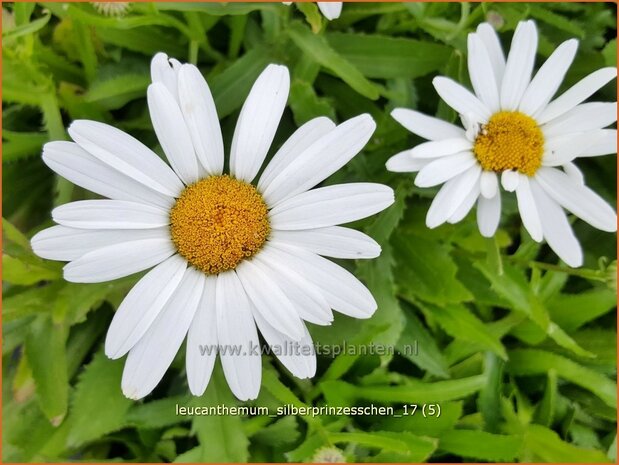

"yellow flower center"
[473,111,544,176]
[170,175,270,275]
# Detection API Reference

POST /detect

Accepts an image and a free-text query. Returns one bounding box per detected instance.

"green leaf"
[25,316,69,425]
[67,351,132,446]
[394,234,472,305]
[418,302,507,360]
[507,349,617,408]
[2,254,61,285]
[327,32,451,79]
[287,21,381,100]
[523,424,611,463]
[289,79,335,125]
[2,12,50,40]
[375,401,463,437]
[191,366,249,462]
[475,262,548,327]
[252,416,300,447]
[322,375,486,405]
[328,431,437,462]
[396,310,450,378]
[548,288,616,331]
[2,130,48,162]
[127,395,192,429]
[210,47,273,118]
[85,73,150,109]
[439,430,523,461]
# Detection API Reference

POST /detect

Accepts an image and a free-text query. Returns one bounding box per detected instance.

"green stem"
[189,40,199,65]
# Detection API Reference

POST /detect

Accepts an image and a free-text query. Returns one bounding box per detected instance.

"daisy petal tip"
[121,384,146,401]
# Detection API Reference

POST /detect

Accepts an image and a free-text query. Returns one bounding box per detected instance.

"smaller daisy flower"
[32,53,392,401]
[92,2,130,17]
[387,20,617,267]
[283,1,343,20]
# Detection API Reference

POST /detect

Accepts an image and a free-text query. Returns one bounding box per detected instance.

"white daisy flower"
[386,20,617,267]
[283,2,343,20]
[32,53,393,401]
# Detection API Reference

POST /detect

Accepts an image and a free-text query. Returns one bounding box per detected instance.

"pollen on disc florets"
[473,111,544,176]
[170,175,270,275]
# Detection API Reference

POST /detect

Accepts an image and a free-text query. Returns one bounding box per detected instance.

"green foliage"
[2,1,616,463]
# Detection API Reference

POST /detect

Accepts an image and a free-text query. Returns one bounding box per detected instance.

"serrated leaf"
[253,416,300,447]
[67,351,132,447]
[523,424,611,463]
[439,430,523,461]
[25,315,69,425]
[396,309,449,378]
[507,349,617,408]
[418,302,507,360]
[394,234,472,305]
[287,21,381,100]
[191,366,249,462]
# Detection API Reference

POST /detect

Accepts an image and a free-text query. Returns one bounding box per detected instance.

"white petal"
[415,151,477,187]
[515,174,543,242]
[265,243,377,319]
[390,108,465,140]
[480,170,498,199]
[150,52,179,101]
[542,102,618,138]
[562,161,584,185]
[252,310,316,379]
[385,149,429,173]
[186,276,218,396]
[317,1,342,20]
[537,67,617,124]
[235,259,305,340]
[121,268,203,400]
[477,192,502,237]
[410,137,472,159]
[31,225,169,262]
[230,64,290,183]
[519,39,578,117]
[216,271,262,401]
[542,130,617,166]
[433,76,492,122]
[42,142,174,209]
[52,200,169,230]
[536,167,617,232]
[500,20,538,110]
[501,170,520,192]
[270,226,380,259]
[254,252,333,326]
[529,178,583,267]
[448,182,480,224]
[261,114,375,206]
[105,255,187,359]
[269,183,394,230]
[579,129,618,157]
[476,22,506,84]
[147,83,200,184]
[258,116,336,191]
[68,121,183,197]
[177,64,224,175]
[468,33,500,112]
[63,239,175,283]
[426,165,481,228]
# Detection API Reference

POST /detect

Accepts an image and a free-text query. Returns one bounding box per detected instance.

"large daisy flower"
[31,53,393,400]
[386,20,617,267]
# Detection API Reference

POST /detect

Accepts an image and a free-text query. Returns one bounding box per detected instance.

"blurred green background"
[2,2,617,462]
